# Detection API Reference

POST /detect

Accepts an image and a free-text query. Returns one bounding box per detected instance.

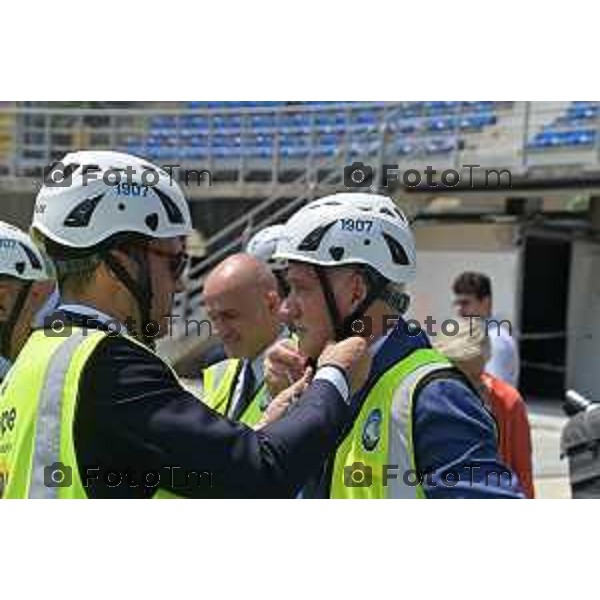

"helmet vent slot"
[383,232,410,265]
[394,208,408,224]
[17,242,43,270]
[297,221,337,252]
[152,186,184,225]
[63,193,105,228]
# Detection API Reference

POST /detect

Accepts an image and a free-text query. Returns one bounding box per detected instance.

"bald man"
[201,254,293,426]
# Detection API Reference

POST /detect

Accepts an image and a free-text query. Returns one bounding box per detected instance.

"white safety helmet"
[0,221,53,360]
[31,150,193,346]
[275,193,416,340]
[0,221,52,282]
[32,150,193,248]
[246,225,288,271]
[275,196,416,284]
[302,192,411,228]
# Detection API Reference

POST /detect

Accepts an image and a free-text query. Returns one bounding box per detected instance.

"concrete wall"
[566,240,600,398]
[408,222,522,331]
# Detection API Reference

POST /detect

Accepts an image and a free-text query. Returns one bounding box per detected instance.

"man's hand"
[256,337,370,428]
[317,336,371,396]
[255,366,313,429]
[264,340,307,397]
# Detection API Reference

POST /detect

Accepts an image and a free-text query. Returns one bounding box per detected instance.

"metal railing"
[3,102,600,182]
[0,100,542,186]
[5,101,600,192]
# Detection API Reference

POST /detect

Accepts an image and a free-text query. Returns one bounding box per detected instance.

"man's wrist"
[314,364,351,404]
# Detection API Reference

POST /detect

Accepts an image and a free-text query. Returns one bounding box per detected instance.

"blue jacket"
[308,320,525,499]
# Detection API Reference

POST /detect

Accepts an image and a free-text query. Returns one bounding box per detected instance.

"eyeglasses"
[145,247,190,280]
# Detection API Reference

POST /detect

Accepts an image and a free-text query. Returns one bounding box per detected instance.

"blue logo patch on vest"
[362,409,382,451]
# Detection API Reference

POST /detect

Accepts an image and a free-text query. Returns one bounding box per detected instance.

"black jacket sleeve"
[74,335,350,498]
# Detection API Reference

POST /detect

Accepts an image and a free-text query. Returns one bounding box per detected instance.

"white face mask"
[33,285,60,328]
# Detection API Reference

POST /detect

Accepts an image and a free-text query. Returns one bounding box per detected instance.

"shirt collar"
[250,352,265,385]
[57,303,132,334]
[249,326,291,383]
[369,332,390,358]
[0,355,12,380]
[32,285,61,329]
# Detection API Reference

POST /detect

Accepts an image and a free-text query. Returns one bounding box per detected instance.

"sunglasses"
[145,247,190,280]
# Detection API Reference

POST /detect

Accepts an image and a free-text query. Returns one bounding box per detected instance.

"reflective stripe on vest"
[29,329,89,498]
[330,348,451,499]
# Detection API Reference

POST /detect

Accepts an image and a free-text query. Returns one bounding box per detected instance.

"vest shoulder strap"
[398,363,492,478]
[202,359,241,414]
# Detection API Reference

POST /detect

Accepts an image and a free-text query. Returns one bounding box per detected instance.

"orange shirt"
[481,372,535,498]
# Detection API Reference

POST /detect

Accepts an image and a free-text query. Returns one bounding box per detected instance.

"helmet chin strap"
[314,266,401,343]
[0,283,32,360]
[341,280,388,339]
[102,247,155,348]
[314,266,387,343]
[274,270,291,299]
[314,267,345,342]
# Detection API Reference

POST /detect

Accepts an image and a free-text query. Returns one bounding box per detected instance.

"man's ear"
[265,289,281,315]
[29,280,56,312]
[351,271,368,306]
[482,296,492,315]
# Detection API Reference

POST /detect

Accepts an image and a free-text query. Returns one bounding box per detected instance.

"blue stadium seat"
[529,102,598,150]
[125,101,505,162]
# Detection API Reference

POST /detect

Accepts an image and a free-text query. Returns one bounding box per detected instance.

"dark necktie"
[231,360,256,421]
